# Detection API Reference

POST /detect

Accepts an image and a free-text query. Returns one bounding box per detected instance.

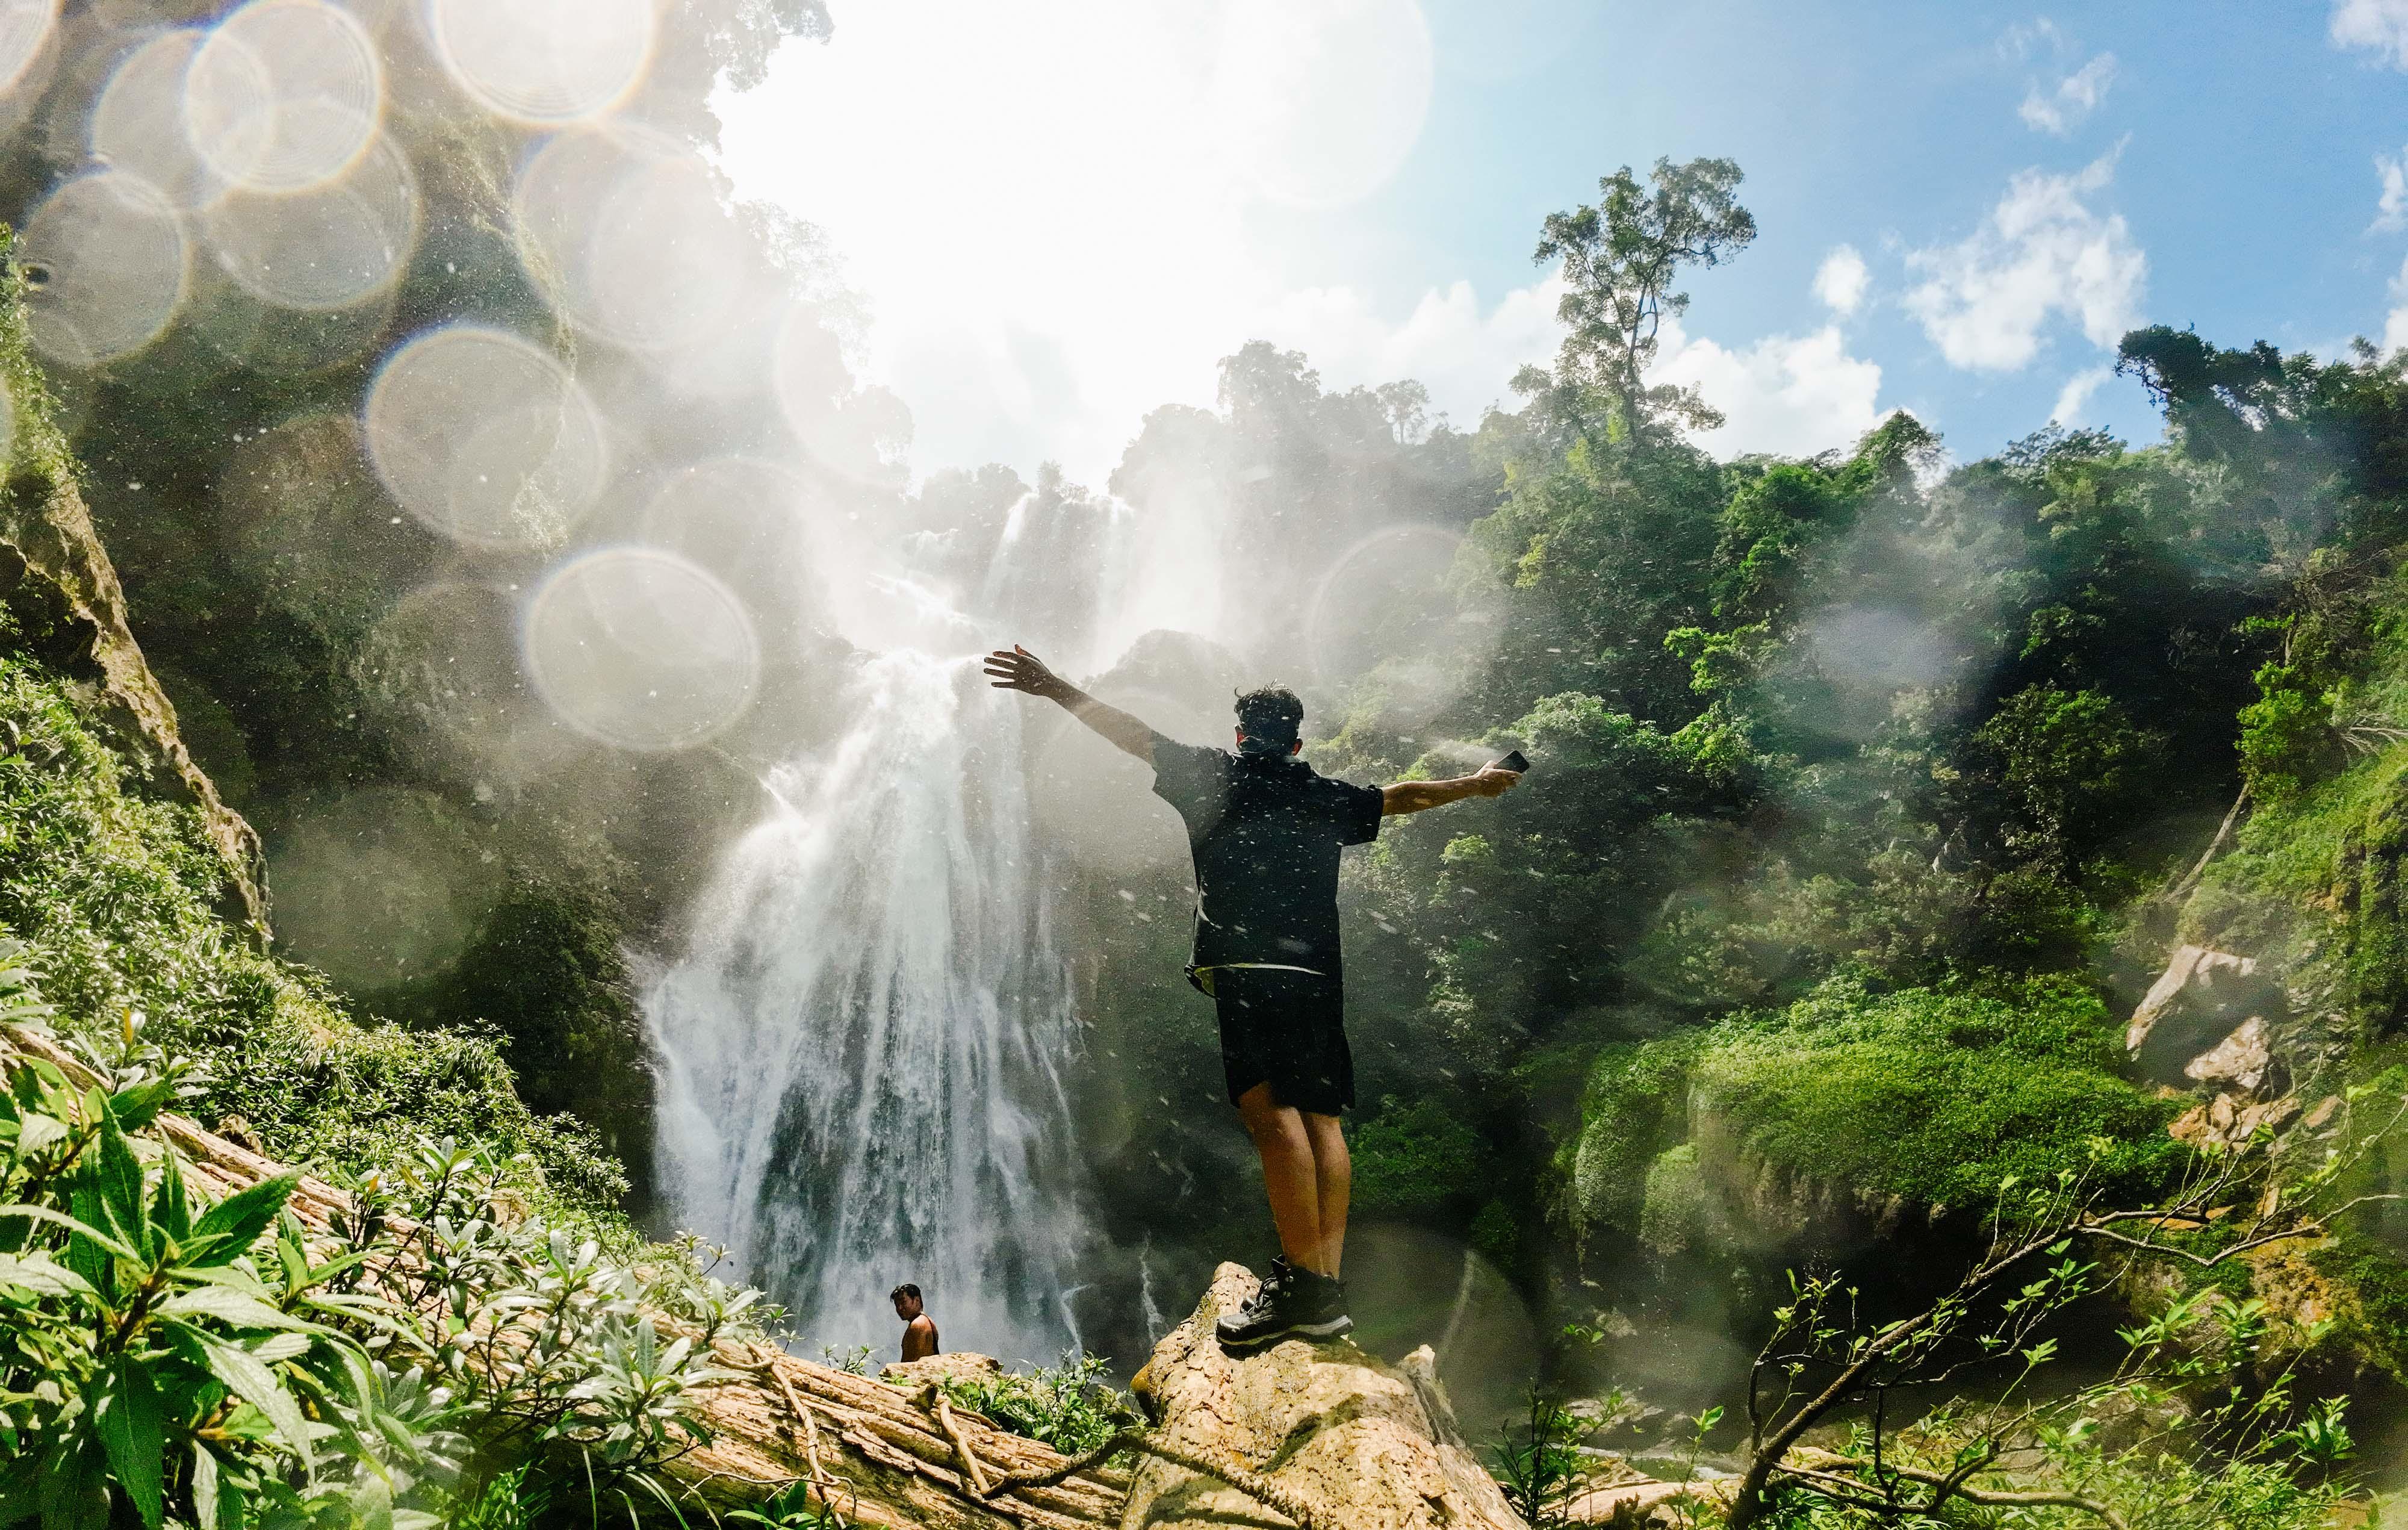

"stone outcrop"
[0,282,268,931]
[2126,945,2279,1078]
[1123,1263,1525,1530]
[2182,1015,2286,1098]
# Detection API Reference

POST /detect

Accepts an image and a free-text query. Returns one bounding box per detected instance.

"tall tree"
[1533,157,1757,435]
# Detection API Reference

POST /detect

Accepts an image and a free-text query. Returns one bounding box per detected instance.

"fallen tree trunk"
[0,1025,1123,1529]
[6,1028,1532,1529]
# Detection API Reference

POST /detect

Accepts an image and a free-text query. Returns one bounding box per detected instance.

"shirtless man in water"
[893,1284,939,1361]
[985,645,1519,1351]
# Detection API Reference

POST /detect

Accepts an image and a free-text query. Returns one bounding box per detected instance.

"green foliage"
[0,973,762,1530]
[1485,1391,1590,1530]
[0,651,624,1213]
[1533,156,1757,433]
[1350,1096,1489,1222]
[937,1352,1138,1458]
[1562,1034,1702,1245]
[1692,975,2179,1213]
[1971,683,2162,867]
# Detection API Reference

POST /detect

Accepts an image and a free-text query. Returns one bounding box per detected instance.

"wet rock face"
[1126,1263,1524,1530]
[2183,1016,2286,1099]
[2127,944,2286,1084]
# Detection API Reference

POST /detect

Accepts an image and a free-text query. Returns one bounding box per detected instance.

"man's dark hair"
[891,1283,921,1303]
[1234,684,1303,754]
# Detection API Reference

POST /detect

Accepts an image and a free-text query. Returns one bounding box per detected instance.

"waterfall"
[647,648,1085,1357]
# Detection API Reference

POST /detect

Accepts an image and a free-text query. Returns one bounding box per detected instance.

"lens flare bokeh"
[521,547,762,753]
[21,168,187,365]
[363,325,607,549]
[199,130,419,310]
[513,123,748,353]
[428,0,654,125]
[184,0,381,193]
[0,0,54,97]
[89,29,225,210]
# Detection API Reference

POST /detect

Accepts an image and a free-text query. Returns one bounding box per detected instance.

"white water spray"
[647,646,1085,1356]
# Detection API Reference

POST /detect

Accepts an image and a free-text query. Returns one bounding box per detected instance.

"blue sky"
[717,1,2408,484]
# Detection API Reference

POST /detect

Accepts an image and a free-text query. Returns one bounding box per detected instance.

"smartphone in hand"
[1492,749,1529,773]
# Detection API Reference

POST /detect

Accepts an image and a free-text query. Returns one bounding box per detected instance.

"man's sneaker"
[1216,1259,1353,1351]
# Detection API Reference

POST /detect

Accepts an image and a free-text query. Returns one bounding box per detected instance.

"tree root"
[978,1427,1318,1530]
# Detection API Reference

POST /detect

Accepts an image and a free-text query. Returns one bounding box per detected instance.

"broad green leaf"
[196,1334,314,1469]
[13,1110,63,1156]
[95,1355,165,1530]
[0,1252,95,1301]
[93,1105,144,1251]
[151,1152,191,1244]
[189,1445,219,1530]
[188,1175,296,1267]
[105,1079,174,1133]
[37,1437,109,1530]
[158,1286,322,1333]
[1,1202,135,1260]
[351,1473,394,1530]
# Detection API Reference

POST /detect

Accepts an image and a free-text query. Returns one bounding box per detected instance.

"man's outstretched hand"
[984,645,1064,700]
[985,644,1156,762]
[1466,764,1522,797]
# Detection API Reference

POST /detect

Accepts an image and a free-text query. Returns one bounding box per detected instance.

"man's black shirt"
[1149,734,1384,977]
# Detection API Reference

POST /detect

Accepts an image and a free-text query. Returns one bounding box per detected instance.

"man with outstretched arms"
[985,645,1521,1351]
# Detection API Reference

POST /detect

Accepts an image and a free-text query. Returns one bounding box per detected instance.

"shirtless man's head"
[891,1283,938,1361]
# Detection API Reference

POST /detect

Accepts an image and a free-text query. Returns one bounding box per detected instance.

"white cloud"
[1252,275,1561,428]
[1812,244,1870,315]
[2019,51,2117,134]
[2050,364,2115,425]
[1997,17,2063,62]
[1652,317,1885,460]
[2387,256,2408,354]
[1904,148,2146,372]
[2376,146,2408,232]
[2333,0,2408,67]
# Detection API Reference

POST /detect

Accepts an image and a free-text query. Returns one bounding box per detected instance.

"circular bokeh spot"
[429,0,652,123]
[522,547,761,752]
[1303,524,1491,726]
[1029,682,1221,874]
[0,0,55,95]
[514,123,746,352]
[185,0,380,192]
[268,786,491,986]
[200,129,418,309]
[363,325,606,549]
[641,457,821,642]
[21,169,188,366]
[1212,0,1433,208]
[89,28,224,209]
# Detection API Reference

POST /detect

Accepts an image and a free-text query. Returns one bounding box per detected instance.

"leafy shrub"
[938,1351,1138,1457]
[0,654,622,1213]
[0,973,762,1530]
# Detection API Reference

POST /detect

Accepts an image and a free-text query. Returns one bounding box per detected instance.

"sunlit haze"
[720,1,2408,482]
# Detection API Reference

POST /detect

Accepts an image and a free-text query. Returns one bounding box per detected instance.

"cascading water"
[647,645,1086,1357]
[648,471,1233,1359]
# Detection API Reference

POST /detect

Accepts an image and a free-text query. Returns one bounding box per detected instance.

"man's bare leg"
[1237,1083,1327,1275]
[1302,1112,1350,1278]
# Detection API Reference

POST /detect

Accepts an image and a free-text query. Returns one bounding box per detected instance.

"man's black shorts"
[1198,966,1354,1115]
